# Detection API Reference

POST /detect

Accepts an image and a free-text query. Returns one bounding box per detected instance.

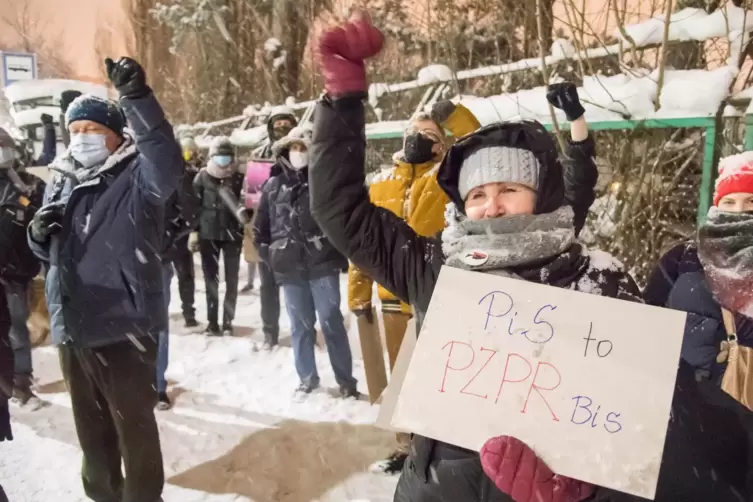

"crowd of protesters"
[2,10,753,502]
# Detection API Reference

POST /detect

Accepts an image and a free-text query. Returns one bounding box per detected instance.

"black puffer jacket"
[0,282,13,442]
[254,162,347,283]
[644,243,753,384]
[193,167,245,242]
[309,96,753,502]
[0,169,45,284]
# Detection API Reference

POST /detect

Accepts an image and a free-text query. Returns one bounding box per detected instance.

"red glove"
[480,436,595,502]
[317,10,384,97]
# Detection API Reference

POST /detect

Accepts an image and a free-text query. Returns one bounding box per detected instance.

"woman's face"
[717,192,753,213]
[464,182,536,220]
[290,143,307,153]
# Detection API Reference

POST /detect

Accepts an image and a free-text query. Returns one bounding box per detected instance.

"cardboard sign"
[376,319,416,432]
[390,266,686,500]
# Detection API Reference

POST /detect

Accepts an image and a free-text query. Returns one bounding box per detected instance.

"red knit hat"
[713,152,753,206]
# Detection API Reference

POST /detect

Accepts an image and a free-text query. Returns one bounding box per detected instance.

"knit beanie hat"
[180,136,197,151]
[457,145,540,200]
[714,151,753,206]
[65,95,125,137]
[209,136,234,157]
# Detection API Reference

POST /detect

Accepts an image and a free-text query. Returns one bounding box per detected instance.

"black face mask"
[403,133,437,164]
[273,125,292,141]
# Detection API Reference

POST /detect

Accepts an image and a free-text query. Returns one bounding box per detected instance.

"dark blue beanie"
[65,95,126,137]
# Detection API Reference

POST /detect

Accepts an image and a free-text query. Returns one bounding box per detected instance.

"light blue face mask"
[70,133,110,168]
[213,155,233,167]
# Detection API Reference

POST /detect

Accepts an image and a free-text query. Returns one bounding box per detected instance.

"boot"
[12,374,43,410]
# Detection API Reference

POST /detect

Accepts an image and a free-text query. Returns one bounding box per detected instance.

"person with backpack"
[644,152,753,388]
[309,13,753,502]
[194,137,249,336]
[0,126,46,408]
[27,57,183,502]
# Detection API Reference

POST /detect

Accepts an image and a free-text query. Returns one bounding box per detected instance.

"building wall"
[0,0,129,83]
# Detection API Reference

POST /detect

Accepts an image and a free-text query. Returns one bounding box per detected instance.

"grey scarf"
[698,207,753,317]
[442,205,576,277]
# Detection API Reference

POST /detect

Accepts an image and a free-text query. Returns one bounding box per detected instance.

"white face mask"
[70,133,110,168]
[289,150,309,170]
[0,146,14,168]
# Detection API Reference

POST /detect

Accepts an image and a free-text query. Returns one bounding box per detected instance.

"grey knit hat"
[457,145,540,200]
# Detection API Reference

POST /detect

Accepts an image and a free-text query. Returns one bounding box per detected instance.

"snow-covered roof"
[454,67,737,127]
[11,106,61,128]
[617,4,753,47]
[4,79,109,104]
[230,124,267,147]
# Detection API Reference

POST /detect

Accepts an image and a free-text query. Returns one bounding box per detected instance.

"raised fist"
[105,57,149,100]
[317,10,384,97]
[546,82,585,122]
[40,113,53,126]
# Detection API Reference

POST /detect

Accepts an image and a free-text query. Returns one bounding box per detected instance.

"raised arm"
[310,97,441,308]
[547,83,598,236]
[35,114,57,166]
[107,57,183,205]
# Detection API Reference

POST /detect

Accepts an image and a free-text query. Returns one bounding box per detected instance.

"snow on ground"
[1,263,399,501]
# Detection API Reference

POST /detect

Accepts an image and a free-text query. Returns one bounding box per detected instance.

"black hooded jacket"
[255,110,299,160]
[254,152,347,283]
[308,96,753,502]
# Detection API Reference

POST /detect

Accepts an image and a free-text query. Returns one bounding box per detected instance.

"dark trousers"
[259,261,280,345]
[59,338,163,502]
[4,282,31,376]
[171,234,195,321]
[199,239,242,327]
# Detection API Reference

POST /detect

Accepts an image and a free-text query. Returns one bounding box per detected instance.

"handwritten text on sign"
[390,266,686,500]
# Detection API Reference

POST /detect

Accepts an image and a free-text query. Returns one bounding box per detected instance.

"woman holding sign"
[309,12,753,502]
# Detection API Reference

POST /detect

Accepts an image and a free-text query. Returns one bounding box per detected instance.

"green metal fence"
[366,116,719,226]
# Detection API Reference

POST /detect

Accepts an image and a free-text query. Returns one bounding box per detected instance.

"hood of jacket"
[436,120,564,216]
[266,105,298,145]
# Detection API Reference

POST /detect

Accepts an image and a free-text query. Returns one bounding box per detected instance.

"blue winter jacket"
[644,242,753,383]
[27,92,183,348]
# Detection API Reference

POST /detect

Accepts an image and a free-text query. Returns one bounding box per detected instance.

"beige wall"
[0,0,665,83]
[0,0,129,83]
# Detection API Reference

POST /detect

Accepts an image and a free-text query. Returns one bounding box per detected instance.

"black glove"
[105,57,150,99]
[40,113,53,126]
[30,202,65,243]
[60,90,82,114]
[546,82,585,122]
[353,308,374,324]
[430,100,457,125]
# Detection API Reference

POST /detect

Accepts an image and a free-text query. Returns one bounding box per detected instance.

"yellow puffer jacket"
[348,104,480,314]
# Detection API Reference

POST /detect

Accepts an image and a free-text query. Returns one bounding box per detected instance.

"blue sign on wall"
[2,52,37,87]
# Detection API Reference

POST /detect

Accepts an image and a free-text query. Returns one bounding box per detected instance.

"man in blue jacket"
[27,57,182,502]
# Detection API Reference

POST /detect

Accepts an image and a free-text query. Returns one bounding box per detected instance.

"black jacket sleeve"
[0,284,13,442]
[643,243,689,307]
[35,123,57,166]
[562,134,597,236]
[253,188,272,264]
[309,96,442,310]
